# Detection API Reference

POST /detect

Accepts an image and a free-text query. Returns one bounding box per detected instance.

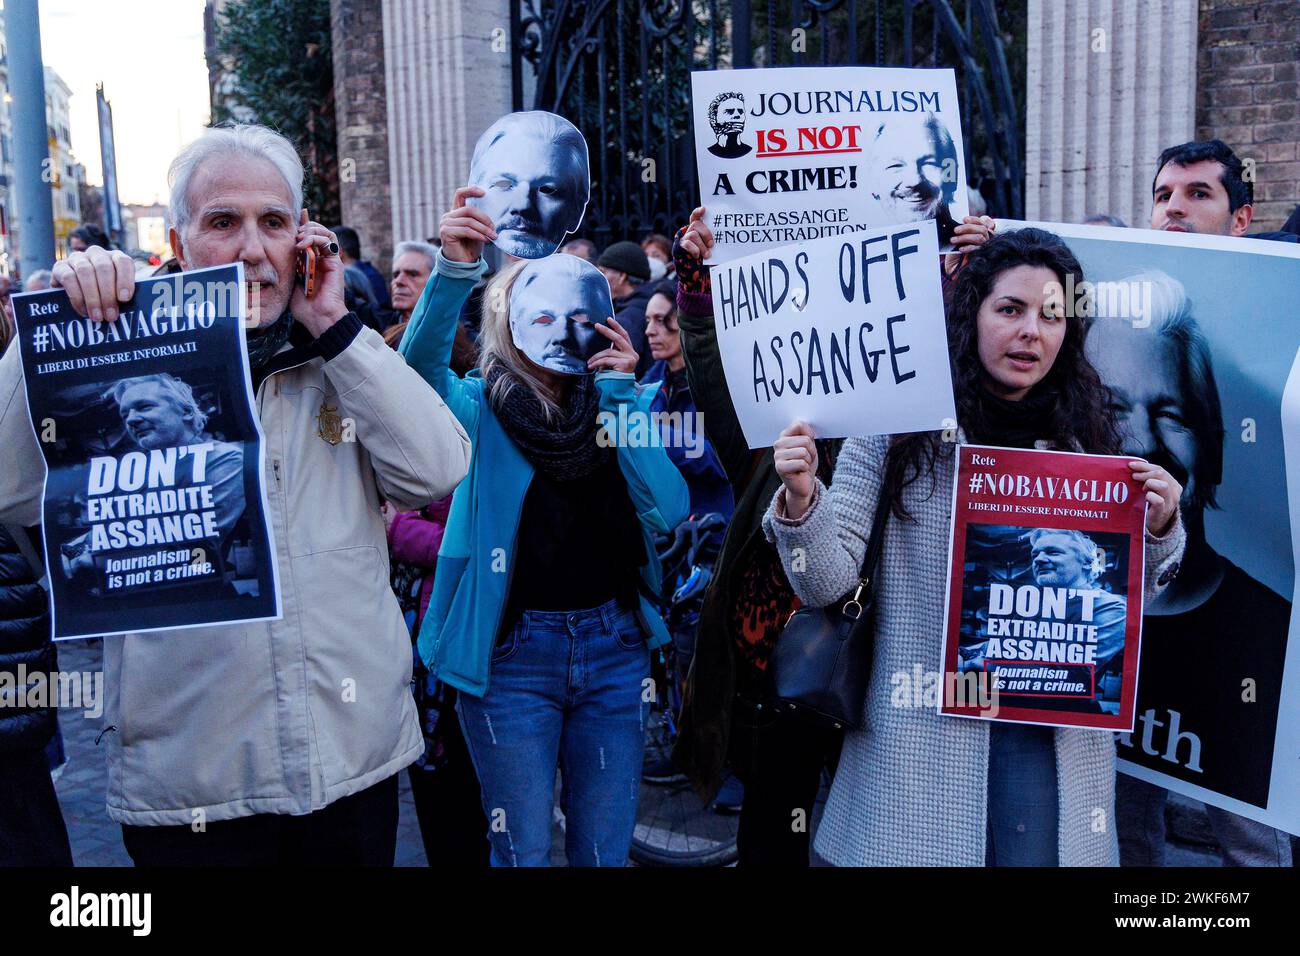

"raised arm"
[672,208,756,494]
[762,432,891,608]
[398,186,494,434]
[597,372,689,534]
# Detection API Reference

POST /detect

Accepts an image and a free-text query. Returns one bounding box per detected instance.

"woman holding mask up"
[398,186,688,867]
[764,228,1186,866]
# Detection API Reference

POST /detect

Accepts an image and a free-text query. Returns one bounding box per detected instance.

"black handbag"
[768,478,894,731]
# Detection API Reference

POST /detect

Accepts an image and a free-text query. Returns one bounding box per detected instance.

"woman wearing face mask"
[764,227,1186,866]
[398,186,688,867]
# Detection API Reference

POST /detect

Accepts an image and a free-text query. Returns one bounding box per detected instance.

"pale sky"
[38,0,212,206]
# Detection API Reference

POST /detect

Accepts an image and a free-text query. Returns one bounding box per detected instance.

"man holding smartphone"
[0,124,471,866]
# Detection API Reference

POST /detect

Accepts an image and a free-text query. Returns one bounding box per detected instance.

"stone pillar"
[332,0,393,274]
[382,0,512,249]
[1195,0,1300,232]
[1024,0,1199,227]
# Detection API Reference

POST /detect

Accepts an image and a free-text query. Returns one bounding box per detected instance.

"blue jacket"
[399,253,690,697]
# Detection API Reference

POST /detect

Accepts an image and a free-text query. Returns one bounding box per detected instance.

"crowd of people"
[0,119,1296,868]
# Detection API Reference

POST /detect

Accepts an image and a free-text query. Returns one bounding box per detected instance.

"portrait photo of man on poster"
[862,112,961,246]
[58,372,245,583]
[467,110,591,260]
[957,524,1130,716]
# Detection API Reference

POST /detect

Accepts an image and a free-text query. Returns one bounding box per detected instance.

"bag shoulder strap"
[857,475,894,586]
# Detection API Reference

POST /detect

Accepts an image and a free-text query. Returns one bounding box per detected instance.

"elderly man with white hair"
[0,124,472,866]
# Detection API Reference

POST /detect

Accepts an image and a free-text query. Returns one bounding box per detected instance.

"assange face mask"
[468,111,592,259]
[508,255,614,375]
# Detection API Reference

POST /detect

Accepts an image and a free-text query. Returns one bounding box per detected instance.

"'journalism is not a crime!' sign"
[691,65,970,263]
[12,264,280,640]
[940,445,1148,732]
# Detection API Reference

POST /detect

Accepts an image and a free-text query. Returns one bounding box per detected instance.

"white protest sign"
[710,218,955,448]
[692,66,970,264]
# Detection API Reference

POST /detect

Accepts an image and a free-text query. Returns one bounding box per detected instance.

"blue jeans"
[457,598,650,866]
[986,722,1059,866]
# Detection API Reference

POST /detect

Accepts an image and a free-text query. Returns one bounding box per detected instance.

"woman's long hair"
[884,227,1121,517]
[477,259,566,420]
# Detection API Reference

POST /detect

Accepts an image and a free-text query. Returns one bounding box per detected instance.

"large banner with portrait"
[997,221,1300,836]
[940,445,1148,732]
[12,264,280,640]
[691,65,970,263]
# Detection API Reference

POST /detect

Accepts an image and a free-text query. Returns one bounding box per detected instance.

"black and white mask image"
[468,111,591,260]
[509,255,613,375]
[864,112,959,229]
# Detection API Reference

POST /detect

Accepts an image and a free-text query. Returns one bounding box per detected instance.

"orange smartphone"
[297,245,318,298]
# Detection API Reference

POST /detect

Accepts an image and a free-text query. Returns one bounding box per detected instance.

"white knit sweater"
[763,435,1186,867]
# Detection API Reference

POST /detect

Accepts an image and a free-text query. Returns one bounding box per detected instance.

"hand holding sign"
[440,186,498,264]
[945,214,997,277]
[774,421,819,519]
[1128,460,1182,536]
[681,206,716,262]
[51,246,136,322]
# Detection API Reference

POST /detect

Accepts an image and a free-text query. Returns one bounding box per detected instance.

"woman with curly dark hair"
[764,227,1187,866]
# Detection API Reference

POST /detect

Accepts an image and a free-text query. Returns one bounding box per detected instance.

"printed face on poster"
[708,218,955,448]
[995,220,1300,837]
[691,66,970,263]
[940,445,1149,732]
[508,255,614,375]
[467,110,591,260]
[12,264,281,640]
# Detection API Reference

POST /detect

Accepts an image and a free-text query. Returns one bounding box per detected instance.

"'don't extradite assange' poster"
[940,445,1148,733]
[12,264,280,640]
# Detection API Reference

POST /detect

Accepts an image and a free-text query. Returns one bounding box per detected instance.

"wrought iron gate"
[511,0,1026,247]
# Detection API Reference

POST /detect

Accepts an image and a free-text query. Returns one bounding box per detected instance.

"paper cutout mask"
[508,255,613,375]
[468,111,591,260]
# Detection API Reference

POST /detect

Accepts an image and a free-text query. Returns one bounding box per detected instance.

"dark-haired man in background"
[1151,139,1297,243]
[335,225,393,311]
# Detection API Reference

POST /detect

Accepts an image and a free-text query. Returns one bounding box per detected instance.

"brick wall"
[1196,0,1300,231]
[331,0,393,274]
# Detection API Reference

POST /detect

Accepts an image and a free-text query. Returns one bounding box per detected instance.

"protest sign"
[994,221,1300,836]
[691,65,969,263]
[709,217,955,448]
[12,264,280,640]
[940,445,1148,732]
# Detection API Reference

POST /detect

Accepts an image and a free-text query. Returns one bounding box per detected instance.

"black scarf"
[970,383,1060,450]
[487,367,611,480]
[245,309,295,369]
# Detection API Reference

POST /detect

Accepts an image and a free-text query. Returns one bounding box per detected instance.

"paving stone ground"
[49,638,1218,867]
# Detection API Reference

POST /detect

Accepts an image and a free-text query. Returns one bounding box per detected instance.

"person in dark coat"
[0,523,73,866]
[597,241,655,377]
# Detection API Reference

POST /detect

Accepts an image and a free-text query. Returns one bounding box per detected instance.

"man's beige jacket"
[0,323,470,825]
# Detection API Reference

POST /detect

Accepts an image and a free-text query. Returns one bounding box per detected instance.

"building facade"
[44,66,81,257]
[339,0,1296,272]
[1025,0,1299,231]
[0,10,15,276]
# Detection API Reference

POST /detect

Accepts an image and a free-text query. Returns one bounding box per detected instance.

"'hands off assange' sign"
[13,264,280,640]
[710,218,955,448]
[692,65,970,263]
